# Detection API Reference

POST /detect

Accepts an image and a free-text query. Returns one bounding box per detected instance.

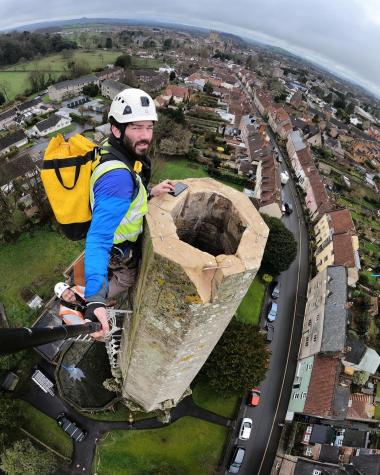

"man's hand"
[150,179,175,197]
[85,303,110,339]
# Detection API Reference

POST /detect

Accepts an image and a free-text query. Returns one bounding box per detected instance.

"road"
[226,90,310,475]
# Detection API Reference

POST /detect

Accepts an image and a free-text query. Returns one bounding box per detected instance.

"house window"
[313,471,322,475]
[308,319,311,327]
[324,255,328,262]
[305,337,309,347]
[305,447,313,456]
[301,393,307,399]
[313,334,317,342]
[307,363,313,370]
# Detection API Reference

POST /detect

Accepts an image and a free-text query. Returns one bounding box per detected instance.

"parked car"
[56,413,86,442]
[267,301,278,322]
[239,418,253,440]
[248,388,261,407]
[228,446,246,473]
[271,282,280,299]
[266,323,275,342]
[284,202,293,214]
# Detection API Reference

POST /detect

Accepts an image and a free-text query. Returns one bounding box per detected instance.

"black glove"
[85,302,106,322]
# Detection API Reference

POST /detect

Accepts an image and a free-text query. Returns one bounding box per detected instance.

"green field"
[235,275,266,326]
[93,417,227,475]
[16,400,73,459]
[152,157,243,191]
[0,228,83,326]
[0,51,162,101]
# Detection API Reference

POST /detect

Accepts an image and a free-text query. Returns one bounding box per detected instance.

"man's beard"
[122,135,151,158]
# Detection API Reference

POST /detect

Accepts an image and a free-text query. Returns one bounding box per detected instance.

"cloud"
[1,0,379,97]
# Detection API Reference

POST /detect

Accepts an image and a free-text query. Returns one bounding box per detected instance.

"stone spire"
[119,178,269,412]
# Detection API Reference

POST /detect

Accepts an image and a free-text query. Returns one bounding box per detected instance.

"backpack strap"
[97,145,139,195]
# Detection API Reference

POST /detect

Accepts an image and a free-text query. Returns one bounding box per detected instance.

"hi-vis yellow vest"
[90,159,148,244]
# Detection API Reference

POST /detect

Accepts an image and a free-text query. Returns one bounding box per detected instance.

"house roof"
[164,85,189,98]
[289,130,306,152]
[17,97,42,112]
[344,337,366,365]
[49,75,98,91]
[304,356,345,418]
[0,130,27,150]
[321,266,347,353]
[0,107,17,121]
[332,234,356,267]
[342,428,368,448]
[319,444,340,463]
[0,153,35,187]
[35,114,63,133]
[294,459,343,475]
[310,424,336,444]
[350,454,380,475]
[329,209,356,235]
[347,393,375,420]
[102,79,128,91]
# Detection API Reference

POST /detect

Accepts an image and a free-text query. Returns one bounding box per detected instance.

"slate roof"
[35,114,62,133]
[310,424,335,444]
[50,75,98,91]
[0,107,17,122]
[319,444,340,463]
[321,266,347,353]
[17,97,42,112]
[0,130,27,150]
[0,154,34,186]
[350,454,380,475]
[343,428,368,448]
[344,337,366,364]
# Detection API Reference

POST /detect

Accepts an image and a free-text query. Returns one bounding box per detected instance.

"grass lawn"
[47,123,77,138]
[235,275,266,326]
[192,381,239,418]
[0,227,83,326]
[375,403,380,421]
[152,158,243,191]
[93,417,227,475]
[376,383,380,399]
[17,400,73,458]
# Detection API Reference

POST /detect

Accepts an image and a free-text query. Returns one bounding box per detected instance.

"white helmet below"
[54,282,70,299]
[108,88,158,124]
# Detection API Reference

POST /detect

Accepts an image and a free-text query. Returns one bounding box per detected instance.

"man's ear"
[111,124,122,138]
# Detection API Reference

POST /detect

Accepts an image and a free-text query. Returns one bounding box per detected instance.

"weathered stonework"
[119,178,269,412]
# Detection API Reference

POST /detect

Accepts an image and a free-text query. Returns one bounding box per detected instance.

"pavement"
[17,358,231,475]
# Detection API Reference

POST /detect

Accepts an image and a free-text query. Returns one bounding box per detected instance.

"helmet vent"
[123,105,132,115]
[141,96,150,107]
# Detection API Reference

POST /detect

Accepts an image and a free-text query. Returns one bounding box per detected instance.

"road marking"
[257,182,303,475]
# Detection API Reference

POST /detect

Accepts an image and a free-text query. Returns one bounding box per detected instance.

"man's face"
[62,288,76,302]
[123,121,154,157]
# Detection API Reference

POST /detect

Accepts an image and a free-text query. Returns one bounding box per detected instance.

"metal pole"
[0,322,101,356]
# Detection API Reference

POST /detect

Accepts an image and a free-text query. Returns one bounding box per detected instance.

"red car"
[248,388,261,407]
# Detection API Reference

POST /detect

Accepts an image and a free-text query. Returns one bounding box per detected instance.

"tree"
[82,83,100,97]
[169,70,176,81]
[201,320,268,393]
[203,82,213,95]
[260,214,297,275]
[105,37,113,49]
[0,91,5,105]
[115,54,132,69]
[352,370,369,386]
[0,439,57,475]
[163,38,172,50]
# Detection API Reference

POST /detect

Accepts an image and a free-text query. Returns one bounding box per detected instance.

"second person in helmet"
[84,88,174,337]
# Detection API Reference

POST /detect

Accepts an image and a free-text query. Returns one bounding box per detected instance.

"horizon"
[0,2,379,100]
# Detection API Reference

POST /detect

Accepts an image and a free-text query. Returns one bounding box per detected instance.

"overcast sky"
[1,0,380,97]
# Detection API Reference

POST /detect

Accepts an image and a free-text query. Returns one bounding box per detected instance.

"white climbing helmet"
[108,88,158,124]
[54,282,70,299]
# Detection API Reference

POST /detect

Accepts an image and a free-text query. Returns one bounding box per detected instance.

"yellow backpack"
[41,133,137,241]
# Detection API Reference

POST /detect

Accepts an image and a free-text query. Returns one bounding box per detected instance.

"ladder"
[104,309,132,374]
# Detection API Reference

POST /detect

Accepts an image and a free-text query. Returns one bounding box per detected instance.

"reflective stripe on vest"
[90,159,148,244]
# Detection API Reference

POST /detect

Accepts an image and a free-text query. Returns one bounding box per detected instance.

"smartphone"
[169,182,188,197]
